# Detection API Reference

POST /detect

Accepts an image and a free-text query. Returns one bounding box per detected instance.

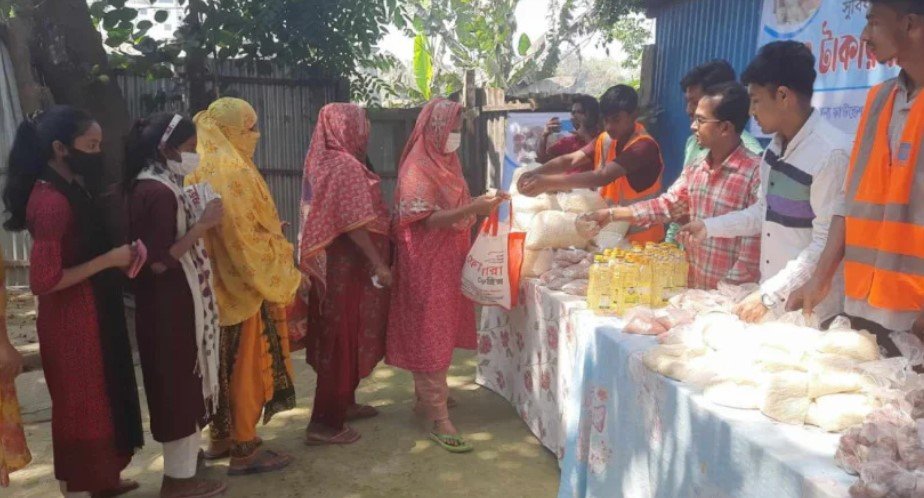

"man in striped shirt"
[589,82,762,289]
[682,41,850,323]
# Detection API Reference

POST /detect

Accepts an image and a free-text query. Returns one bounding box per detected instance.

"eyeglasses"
[571,109,586,115]
[693,116,722,125]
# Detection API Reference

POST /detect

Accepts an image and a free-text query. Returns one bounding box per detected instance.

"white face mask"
[166,151,200,176]
[444,132,462,153]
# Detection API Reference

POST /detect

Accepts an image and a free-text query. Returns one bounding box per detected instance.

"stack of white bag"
[643,311,892,433]
[511,166,612,279]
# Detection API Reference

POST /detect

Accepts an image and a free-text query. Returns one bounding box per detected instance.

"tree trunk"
[30,0,132,191]
[29,0,133,243]
[2,16,52,115]
[184,0,211,113]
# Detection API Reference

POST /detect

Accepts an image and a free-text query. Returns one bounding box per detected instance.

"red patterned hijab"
[298,103,389,293]
[393,98,472,229]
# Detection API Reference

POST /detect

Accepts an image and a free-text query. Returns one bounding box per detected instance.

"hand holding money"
[199,199,224,229]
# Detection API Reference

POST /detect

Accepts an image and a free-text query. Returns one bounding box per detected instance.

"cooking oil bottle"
[587,255,613,314]
[609,256,627,316]
[636,254,653,308]
[622,255,640,308]
[650,256,669,308]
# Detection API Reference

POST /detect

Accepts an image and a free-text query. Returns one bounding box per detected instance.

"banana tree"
[400,0,584,92]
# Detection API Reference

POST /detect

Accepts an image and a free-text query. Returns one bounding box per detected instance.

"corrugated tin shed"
[647,0,763,185]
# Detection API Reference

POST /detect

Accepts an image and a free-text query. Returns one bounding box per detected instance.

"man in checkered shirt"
[588,82,762,289]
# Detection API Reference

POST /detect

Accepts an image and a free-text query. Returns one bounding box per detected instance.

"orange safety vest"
[844,78,924,313]
[593,123,665,243]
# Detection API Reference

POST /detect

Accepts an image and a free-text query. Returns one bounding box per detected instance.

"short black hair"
[572,94,600,129]
[599,85,638,117]
[742,41,817,98]
[867,0,924,15]
[703,82,751,134]
[680,60,737,92]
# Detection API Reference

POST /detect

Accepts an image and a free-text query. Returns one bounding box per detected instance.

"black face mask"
[66,148,104,178]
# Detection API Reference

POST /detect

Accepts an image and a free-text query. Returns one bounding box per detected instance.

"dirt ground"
[6,289,37,349]
[6,349,561,498]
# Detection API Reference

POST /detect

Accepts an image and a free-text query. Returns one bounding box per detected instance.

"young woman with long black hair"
[2,106,143,497]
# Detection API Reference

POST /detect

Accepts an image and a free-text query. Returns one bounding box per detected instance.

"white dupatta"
[137,163,220,414]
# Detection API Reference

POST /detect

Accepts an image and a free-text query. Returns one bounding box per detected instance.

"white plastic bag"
[461,210,523,310]
[525,211,590,250]
[557,189,607,213]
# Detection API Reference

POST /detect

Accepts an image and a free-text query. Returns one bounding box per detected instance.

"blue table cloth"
[558,320,855,498]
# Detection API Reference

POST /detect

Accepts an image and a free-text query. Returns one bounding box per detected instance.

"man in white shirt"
[681,41,850,323]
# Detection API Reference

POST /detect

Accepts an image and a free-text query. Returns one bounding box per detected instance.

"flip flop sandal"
[346,404,379,421]
[304,426,361,446]
[227,449,293,476]
[91,479,141,498]
[429,433,473,454]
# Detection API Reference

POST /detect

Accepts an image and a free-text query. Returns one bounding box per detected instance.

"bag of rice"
[816,329,880,362]
[761,371,811,425]
[513,211,536,232]
[525,211,590,250]
[512,194,556,215]
[557,189,606,213]
[805,393,877,432]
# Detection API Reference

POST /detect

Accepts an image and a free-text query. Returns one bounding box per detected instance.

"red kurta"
[128,180,208,442]
[305,235,389,428]
[386,222,477,373]
[27,182,130,492]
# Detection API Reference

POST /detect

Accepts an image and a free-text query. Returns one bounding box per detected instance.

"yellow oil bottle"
[587,255,613,314]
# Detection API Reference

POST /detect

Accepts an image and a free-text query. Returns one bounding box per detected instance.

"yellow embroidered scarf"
[187,97,300,325]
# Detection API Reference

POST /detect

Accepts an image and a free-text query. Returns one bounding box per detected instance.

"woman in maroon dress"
[298,103,392,445]
[124,114,226,498]
[2,106,143,496]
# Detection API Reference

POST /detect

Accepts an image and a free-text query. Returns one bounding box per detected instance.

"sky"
[378,0,618,62]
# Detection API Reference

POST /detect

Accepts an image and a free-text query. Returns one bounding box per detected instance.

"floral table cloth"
[477,280,855,498]
[476,280,590,460]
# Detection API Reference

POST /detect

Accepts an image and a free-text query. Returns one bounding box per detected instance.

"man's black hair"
[680,59,737,92]
[866,0,924,15]
[599,85,638,118]
[703,82,751,134]
[742,40,817,98]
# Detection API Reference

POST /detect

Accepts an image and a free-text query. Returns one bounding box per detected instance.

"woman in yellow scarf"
[187,97,300,476]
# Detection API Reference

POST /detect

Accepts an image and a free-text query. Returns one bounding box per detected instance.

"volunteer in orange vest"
[585,82,763,290]
[789,0,924,355]
[517,85,665,243]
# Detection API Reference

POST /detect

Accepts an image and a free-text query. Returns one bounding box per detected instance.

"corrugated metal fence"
[118,62,345,243]
[649,0,762,186]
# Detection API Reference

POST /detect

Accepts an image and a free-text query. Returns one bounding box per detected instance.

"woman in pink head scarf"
[386,99,506,453]
[298,103,392,445]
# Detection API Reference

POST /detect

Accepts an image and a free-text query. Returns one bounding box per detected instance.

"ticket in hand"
[183,182,221,220]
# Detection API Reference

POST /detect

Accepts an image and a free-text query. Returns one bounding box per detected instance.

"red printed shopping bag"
[461,207,525,310]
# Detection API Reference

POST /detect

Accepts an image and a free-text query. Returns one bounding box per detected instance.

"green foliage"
[398,0,582,94]
[85,0,407,86]
[413,33,433,100]
[590,0,645,30]
[517,33,531,57]
[610,15,651,69]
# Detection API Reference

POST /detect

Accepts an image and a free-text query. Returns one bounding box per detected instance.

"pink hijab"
[393,99,473,229]
[298,103,389,295]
